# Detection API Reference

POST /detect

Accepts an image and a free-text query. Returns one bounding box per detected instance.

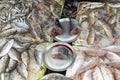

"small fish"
[48,18,62,36]
[106,61,120,69]
[66,50,85,78]
[114,68,120,80]
[100,64,114,80]
[77,58,99,75]
[0,28,16,38]
[0,38,7,49]
[21,51,29,67]
[0,39,14,57]
[0,55,9,74]
[8,48,22,63]
[106,51,120,61]
[88,11,95,24]
[108,3,120,8]
[6,58,17,73]
[93,67,104,80]
[87,24,95,44]
[103,45,120,53]
[17,63,28,79]
[82,69,92,80]
[34,51,42,65]
[100,21,115,42]
[2,23,12,31]
[108,15,117,24]
[1,73,10,80]
[13,34,35,43]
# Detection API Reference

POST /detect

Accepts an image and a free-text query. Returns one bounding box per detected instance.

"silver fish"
[34,51,42,65]
[8,48,22,63]
[13,34,35,43]
[1,73,10,80]
[17,63,28,79]
[21,51,29,67]
[6,58,17,72]
[0,55,9,74]
[0,39,14,57]
[0,28,16,38]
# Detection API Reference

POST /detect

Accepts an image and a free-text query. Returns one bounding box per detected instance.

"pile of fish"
[66,2,120,80]
[74,2,120,46]
[66,45,120,80]
[0,0,63,80]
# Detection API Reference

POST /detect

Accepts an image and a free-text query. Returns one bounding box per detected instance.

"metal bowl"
[41,73,72,80]
[54,18,80,43]
[43,42,76,71]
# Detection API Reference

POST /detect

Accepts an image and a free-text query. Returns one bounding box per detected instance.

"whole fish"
[13,34,35,43]
[87,24,95,44]
[1,73,10,80]
[0,39,14,57]
[0,28,16,38]
[34,51,43,65]
[0,55,9,74]
[106,51,120,61]
[82,69,92,80]
[100,64,114,80]
[17,63,28,79]
[8,48,22,63]
[103,45,120,53]
[21,51,29,67]
[106,61,120,69]
[93,66,104,80]
[6,58,17,72]
[66,50,85,78]
[0,38,7,49]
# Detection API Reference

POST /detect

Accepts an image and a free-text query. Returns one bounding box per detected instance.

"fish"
[66,50,85,78]
[77,58,99,75]
[0,38,7,49]
[34,51,42,65]
[106,51,120,61]
[82,69,92,80]
[100,64,114,80]
[114,68,120,80]
[93,66,104,80]
[103,45,120,53]
[0,28,16,38]
[108,3,120,8]
[106,61,120,69]
[87,24,95,44]
[1,73,10,80]
[17,63,28,79]
[6,58,17,73]
[100,21,115,42]
[48,18,62,36]
[108,15,117,24]
[21,51,29,67]
[2,23,12,31]
[13,34,35,43]
[8,48,22,63]
[0,55,9,74]
[0,39,14,57]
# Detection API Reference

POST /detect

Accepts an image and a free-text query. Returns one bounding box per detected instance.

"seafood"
[8,48,22,63]
[21,51,29,67]
[6,58,17,73]
[0,39,14,57]
[93,67,104,80]
[0,55,9,74]
[114,68,120,80]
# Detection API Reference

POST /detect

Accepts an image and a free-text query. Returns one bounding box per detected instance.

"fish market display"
[0,0,64,80]
[66,2,120,80]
